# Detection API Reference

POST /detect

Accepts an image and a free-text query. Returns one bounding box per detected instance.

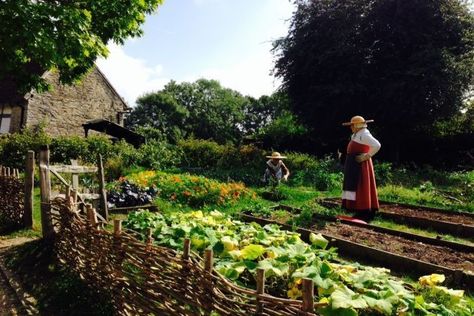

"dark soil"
[319,198,474,226]
[379,204,474,226]
[318,222,474,272]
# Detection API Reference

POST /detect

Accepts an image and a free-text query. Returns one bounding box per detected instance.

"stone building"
[0,66,130,137]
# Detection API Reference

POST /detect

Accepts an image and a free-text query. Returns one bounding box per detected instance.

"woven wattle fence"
[52,197,319,316]
[0,166,24,228]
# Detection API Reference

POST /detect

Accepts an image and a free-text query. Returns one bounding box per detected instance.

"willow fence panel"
[51,197,319,316]
[0,166,25,229]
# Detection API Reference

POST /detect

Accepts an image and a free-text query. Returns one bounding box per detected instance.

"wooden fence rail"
[52,196,323,315]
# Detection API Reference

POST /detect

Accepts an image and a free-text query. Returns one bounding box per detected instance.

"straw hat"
[266,152,287,159]
[342,115,374,127]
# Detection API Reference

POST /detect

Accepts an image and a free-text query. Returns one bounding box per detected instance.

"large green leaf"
[240,244,265,260]
[309,232,329,249]
[331,286,368,310]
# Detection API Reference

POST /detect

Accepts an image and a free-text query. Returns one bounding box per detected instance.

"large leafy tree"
[128,79,249,144]
[273,0,474,160]
[0,0,162,92]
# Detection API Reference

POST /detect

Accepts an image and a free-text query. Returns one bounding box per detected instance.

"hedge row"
[0,130,394,190]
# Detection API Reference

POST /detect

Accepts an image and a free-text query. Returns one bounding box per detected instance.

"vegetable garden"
[99,168,474,315]
[1,143,473,315]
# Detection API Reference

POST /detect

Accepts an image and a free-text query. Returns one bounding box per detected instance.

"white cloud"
[96,43,169,106]
[185,49,280,97]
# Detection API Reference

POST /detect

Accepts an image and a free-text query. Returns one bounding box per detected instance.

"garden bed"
[317,222,474,272]
[318,198,474,238]
[240,211,474,289]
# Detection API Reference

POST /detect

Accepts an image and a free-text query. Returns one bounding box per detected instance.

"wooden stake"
[204,249,213,273]
[71,190,78,209]
[39,146,54,239]
[86,204,98,228]
[70,160,79,190]
[183,238,191,261]
[6,167,10,177]
[256,268,265,314]
[302,278,314,313]
[97,154,108,221]
[24,151,35,228]
[113,219,122,236]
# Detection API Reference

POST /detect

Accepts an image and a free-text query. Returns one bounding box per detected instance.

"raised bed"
[240,211,474,289]
[108,204,158,214]
[275,204,474,252]
[318,198,474,238]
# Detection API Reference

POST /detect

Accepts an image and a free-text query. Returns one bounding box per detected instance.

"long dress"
[342,128,381,216]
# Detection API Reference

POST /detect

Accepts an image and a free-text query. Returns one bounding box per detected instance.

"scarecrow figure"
[341,116,381,221]
[263,152,290,184]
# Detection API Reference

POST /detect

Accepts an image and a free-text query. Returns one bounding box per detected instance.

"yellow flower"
[419,274,445,286]
[287,286,303,299]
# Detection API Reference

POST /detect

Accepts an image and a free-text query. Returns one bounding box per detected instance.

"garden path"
[0,236,39,316]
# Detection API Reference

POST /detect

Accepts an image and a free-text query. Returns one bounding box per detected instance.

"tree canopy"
[273,0,474,159]
[0,0,163,92]
[128,79,249,144]
[127,80,301,146]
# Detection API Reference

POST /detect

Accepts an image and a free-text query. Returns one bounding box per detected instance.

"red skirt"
[342,141,379,212]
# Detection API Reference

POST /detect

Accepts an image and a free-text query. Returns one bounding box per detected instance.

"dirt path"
[0,236,39,316]
[0,271,21,315]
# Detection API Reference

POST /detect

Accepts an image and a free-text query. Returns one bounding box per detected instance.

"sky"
[96,0,295,106]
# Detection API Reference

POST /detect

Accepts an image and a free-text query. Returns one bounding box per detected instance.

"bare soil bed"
[379,204,474,225]
[317,222,474,272]
[319,198,474,226]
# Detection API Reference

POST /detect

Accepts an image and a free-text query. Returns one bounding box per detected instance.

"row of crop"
[123,209,473,316]
[108,170,255,208]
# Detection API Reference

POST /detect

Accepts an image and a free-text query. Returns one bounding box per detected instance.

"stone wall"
[25,67,128,137]
[9,105,23,133]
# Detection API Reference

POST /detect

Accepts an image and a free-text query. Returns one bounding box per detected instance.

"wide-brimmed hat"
[342,115,374,127]
[266,152,287,159]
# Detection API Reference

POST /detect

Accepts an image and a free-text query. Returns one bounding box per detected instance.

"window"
[0,105,12,134]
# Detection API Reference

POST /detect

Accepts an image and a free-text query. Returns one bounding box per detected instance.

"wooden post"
[256,268,265,314]
[39,146,54,239]
[24,151,35,228]
[146,228,153,251]
[70,159,79,190]
[97,154,108,221]
[183,238,191,261]
[71,189,78,211]
[302,279,314,313]
[65,185,71,207]
[6,167,10,177]
[204,249,213,273]
[114,219,122,236]
[86,204,98,228]
[204,248,214,311]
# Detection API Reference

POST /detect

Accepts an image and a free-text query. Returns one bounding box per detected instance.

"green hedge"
[0,132,343,190]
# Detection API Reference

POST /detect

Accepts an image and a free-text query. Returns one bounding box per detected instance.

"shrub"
[50,136,89,164]
[136,140,182,170]
[286,155,342,191]
[178,138,228,168]
[83,135,115,163]
[373,161,393,186]
[0,128,50,169]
